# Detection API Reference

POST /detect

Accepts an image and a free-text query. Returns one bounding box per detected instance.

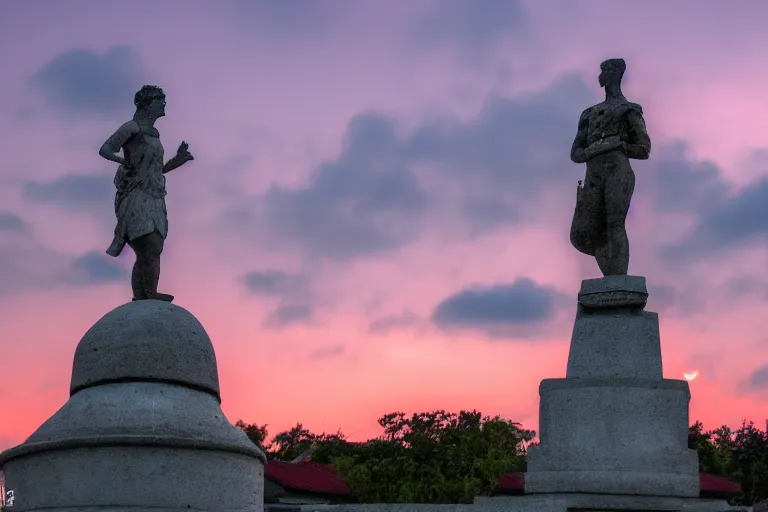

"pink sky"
[0,0,766,450]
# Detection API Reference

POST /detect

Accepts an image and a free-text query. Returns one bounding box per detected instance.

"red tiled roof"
[266,461,741,499]
[265,460,351,496]
[497,472,525,494]
[700,472,741,495]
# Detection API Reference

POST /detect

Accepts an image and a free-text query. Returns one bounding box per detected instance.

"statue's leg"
[594,166,635,276]
[128,231,165,300]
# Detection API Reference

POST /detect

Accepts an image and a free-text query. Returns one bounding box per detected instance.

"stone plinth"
[568,275,661,380]
[0,300,266,512]
[525,275,701,499]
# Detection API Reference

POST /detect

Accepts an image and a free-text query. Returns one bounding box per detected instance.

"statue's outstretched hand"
[176,141,194,163]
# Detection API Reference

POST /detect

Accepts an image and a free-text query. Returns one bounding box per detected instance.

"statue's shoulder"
[578,106,594,122]
[625,101,644,115]
[116,120,141,136]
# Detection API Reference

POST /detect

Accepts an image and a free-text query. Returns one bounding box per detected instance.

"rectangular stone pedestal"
[525,276,701,499]
[525,377,700,496]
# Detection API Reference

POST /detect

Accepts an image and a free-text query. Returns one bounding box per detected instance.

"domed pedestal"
[0,300,266,512]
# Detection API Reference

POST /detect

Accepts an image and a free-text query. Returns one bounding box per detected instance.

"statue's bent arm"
[99,121,140,166]
[623,109,651,160]
[570,109,590,164]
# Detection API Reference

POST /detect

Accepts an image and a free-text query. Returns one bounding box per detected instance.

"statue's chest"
[587,105,627,136]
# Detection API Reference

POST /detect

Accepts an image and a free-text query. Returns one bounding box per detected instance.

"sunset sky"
[0,0,767,451]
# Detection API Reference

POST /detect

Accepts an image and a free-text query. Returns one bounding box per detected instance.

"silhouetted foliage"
[239,409,534,503]
[688,419,768,505]
[234,420,268,449]
[236,413,767,505]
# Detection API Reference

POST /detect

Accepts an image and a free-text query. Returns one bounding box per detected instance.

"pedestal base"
[526,276,701,499]
[526,377,699,497]
[0,301,266,512]
[474,494,730,512]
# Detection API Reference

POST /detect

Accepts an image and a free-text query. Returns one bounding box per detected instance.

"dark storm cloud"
[28,46,145,117]
[432,278,568,337]
[24,173,113,211]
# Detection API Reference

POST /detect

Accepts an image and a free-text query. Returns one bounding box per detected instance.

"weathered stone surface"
[100,85,194,301]
[70,300,220,398]
[526,377,699,496]
[569,58,651,277]
[568,275,660,380]
[578,274,648,310]
[0,300,265,512]
[526,274,700,498]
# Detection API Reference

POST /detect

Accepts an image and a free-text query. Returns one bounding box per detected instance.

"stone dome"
[70,300,220,400]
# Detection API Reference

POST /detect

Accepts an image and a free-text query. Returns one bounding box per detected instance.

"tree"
[688,419,768,506]
[330,410,534,504]
[235,420,269,449]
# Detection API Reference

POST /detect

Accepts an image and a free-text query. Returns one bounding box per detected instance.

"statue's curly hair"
[134,85,165,110]
[600,58,626,80]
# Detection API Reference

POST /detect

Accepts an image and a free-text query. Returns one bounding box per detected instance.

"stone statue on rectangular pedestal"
[569,58,651,276]
[523,60,705,508]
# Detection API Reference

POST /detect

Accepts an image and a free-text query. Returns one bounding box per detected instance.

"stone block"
[526,377,700,497]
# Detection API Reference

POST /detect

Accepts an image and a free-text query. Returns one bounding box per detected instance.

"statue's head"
[134,85,166,118]
[598,58,626,88]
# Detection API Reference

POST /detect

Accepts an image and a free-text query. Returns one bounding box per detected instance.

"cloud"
[432,277,568,338]
[413,0,527,56]
[748,364,768,391]
[242,269,307,297]
[0,241,68,297]
[725,275,768,299]
[64,251,128,286]
[28,46,145,117]
[263,303,314,329]
[262,114,430,260]
[662,175,768,260]
[233,70,750,278]
[648,143,728,214]
[24,173,114,211]
[308,344,345,360]
[0,211,27,233]
[646,284,678,313]
[224,0,335,38]
[253,74,593,261]
[368,312,422,335]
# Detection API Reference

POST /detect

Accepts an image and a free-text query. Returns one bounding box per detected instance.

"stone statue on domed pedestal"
[99,85,195,303]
